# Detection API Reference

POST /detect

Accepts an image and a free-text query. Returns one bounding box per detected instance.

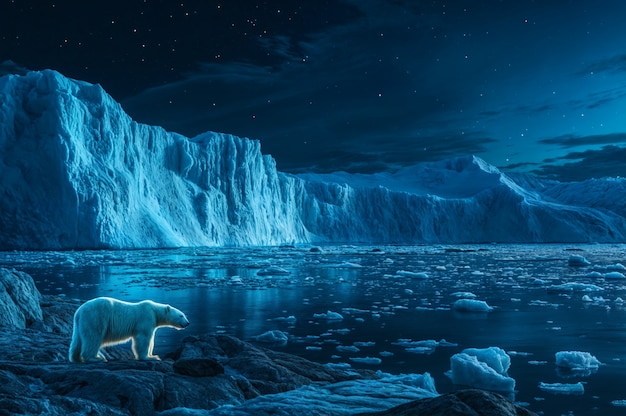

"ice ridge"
[1,70,625,249]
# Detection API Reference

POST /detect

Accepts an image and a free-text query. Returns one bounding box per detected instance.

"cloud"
[279,131,497,173]
[120,1,484,173]
[578,54,626,76]
[539,133,626,148]
[533,145,626,181]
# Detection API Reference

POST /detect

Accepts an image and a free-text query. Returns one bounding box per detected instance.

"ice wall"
[0,70,308,249]
[298,160,626,244]
[1,70,624,250]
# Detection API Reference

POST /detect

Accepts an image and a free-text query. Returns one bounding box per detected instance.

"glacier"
[1,69,625,250]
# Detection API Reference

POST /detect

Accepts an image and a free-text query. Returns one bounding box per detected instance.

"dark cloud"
[4,0,626,180]
[500,161,541,171]
[578,54,626,76]
[567,87,626,110]
[514,103,554,115]
[279,132,498,173]
[0,0,362,98]
[121,0,482,173]
[533,146,626,181]
[539,133,626,148]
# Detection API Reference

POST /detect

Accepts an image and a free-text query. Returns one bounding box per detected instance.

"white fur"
[68,297,189,363]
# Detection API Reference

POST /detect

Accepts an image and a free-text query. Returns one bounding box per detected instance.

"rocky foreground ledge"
[0,268,535,416]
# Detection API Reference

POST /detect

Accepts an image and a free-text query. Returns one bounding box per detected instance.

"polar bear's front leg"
[132,332,160,360]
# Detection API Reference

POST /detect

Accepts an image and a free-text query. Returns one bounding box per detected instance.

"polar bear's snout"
[174,310,190,329]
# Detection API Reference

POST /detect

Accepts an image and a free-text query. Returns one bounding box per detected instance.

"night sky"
[2,0,626,181]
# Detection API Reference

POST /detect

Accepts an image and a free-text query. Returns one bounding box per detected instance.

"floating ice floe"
[546,283,603,294]
[314,310,344,320]
[451,292,477,299]
[604,271,626,279]
[555,351,602,371]
[568,255,591,267]
[337,345,360,353]
[452,299,493,312]
[350,357,382,365]
[585,271,604,278]
[612,400,626,407]
[607,263,626,271]
[507,351,532,357]
[446,346,515,392]
[396,270,429,279]
[271,315,297,323]
[257,266,291,276]
[393,339,457,355]
[538,382,584,395]
[337,262,363,268]
[255,330,289,345]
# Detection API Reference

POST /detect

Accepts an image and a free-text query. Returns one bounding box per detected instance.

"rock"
[354,389,537,416]
[171,334,365,396]
[0,268,43,328]
[173,357,224,377]
[0,320,364,415]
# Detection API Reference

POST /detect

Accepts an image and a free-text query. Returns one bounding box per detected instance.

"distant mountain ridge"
[0,70,624,249]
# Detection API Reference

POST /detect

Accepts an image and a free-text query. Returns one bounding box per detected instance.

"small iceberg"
[539,382,584,395]
[452,299,493,313]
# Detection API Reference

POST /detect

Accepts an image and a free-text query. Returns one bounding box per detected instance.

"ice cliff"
[1,70,625,250]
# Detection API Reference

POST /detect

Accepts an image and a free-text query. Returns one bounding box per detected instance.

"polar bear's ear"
[165,305,171,313]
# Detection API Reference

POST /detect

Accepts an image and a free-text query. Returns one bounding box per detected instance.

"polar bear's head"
[163,305,190,329]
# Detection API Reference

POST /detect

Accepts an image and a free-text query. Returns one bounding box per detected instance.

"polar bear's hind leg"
[68,328,82,362]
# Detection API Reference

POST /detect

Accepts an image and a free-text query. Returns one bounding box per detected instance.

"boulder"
[0,330,365,416]
[0,268,43,328]
[173,357,224,377]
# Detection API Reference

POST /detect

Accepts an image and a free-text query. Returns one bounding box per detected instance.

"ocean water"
[3,244,626,415]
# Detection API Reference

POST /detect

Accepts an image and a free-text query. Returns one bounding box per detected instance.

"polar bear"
[68,297,189,363]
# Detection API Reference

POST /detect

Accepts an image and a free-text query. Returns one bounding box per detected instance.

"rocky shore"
[0,267,536,415]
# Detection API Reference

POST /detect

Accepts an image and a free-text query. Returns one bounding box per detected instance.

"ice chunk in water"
[446,347,515,392]
[452,299,493,312]
[257,266,291,276]
[463,346,511,374]
[539,382,584,395]
[451,292,477,299]
[555,351,601,370]
[350,357,382,365]
[255,330,288,345]
[314,311,344,320]
[396,270,429,279]
[568,255,591,267]
[607,263,626,271]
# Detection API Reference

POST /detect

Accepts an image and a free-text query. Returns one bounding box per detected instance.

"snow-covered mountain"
[0,70,624,250]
